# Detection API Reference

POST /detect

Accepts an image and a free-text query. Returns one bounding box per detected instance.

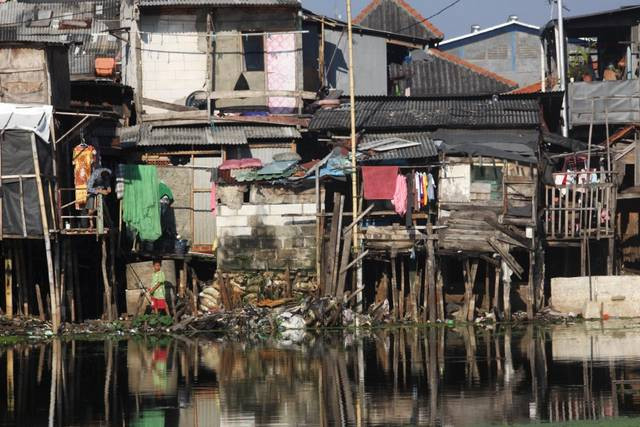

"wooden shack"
[0,42,69,108]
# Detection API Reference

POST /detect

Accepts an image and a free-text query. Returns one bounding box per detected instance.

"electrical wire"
[397,0,463,32]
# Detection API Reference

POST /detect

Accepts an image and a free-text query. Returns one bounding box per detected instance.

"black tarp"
[0,129,53,237]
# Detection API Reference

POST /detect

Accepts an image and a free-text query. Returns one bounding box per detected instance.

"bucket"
[174,239,189,255]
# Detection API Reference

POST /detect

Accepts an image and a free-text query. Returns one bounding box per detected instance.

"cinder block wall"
[140,13,208,113]
[216,185,319,272]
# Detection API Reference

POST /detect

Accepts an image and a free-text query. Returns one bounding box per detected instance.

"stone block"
[220,226,252,237]
[259,237,281,250]
[261,215,288,227]
[218,206,237,217]
[216,215,248,227]
[237,204,268,216]
[268,204,303,215]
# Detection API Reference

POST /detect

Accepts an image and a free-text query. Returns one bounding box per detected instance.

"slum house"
[439,16,544,88]
[0,0,138,325]
[0,41,70,329]
[541,6,640,281]
[309,92,569,321]
[301,5,442,97]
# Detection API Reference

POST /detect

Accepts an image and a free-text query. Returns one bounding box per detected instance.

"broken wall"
[216,184,318,272]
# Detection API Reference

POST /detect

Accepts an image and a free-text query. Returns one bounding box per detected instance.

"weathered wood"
[329,195,345,296]
[35,284,45,321]
[427,224,437,323]
[391,253,398,320]
[210,89,316,100]
[375,273,389,305]
[527,240,535,320]
[399,258,405,319]
[502,261,512,320]
[325,193,342,295]
[336,229,352,300]
[482,262,491,311]
[492,265,500,312]
[4,248,12,319]
[487,237,523,278]
[101,238,113,321]
[142,97,196,112]
[467,260,479,322]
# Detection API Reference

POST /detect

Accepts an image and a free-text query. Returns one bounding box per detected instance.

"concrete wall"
[442,28,541,87]
[551,276,640,318]
[140,11,208,113]
[323,28,388,96]
[216,185,317,271]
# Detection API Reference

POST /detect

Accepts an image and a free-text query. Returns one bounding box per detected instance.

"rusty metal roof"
[359,132,438,161]
[139,0,298,6]
[121,123,301,146]
[0,0,120,78]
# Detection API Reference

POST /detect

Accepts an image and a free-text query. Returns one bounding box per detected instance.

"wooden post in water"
[502,261,512,321]
[493,264,501,312]
[101,238,113,321]
[426,224,436,323]
[390,251,398,320]
[436,267,444,321]
[35,284,45,321]
[482,262,491,311]
[4,244,12,318]
[527,238,535,320]
[399,258,405,319]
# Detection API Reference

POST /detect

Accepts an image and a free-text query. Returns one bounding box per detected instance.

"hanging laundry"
[72,143,97,209]
[115,164,125,200]
[427,173,436,202]
[123,164,162,241]
[363,166,399,200]
[391,174,408,216]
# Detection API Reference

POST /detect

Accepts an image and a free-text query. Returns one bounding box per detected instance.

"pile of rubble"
[198,271,317,312]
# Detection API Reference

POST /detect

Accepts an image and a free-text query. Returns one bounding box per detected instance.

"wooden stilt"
[607,237,615,276]
[493,264,501,312]
[580,238,587,276]
[35,284,45,321]
[527,238,535,320]
[502,261,512,321]
[482,262,491,312]
[330,195,345,296]
[109,232,118,319]
[325,193,343,295]
[426,224,436,323]
[462,259,478,322]
[72,251,82,322]
[399,258,405,320]
[4,244,13,318]
[422,254,428,322]
[31,134,58,331]
[436,267,444,321]
[191,266,198,314]
[101,238,113,321]
[410,266,419,323]
[390,252,398,320]
[336,229,353,300]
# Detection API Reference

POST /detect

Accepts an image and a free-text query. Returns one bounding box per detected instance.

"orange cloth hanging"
[73,144,97,209]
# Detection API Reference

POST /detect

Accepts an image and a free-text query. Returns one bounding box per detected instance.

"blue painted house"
[439,16,541,88]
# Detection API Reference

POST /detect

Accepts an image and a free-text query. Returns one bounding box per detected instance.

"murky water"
[2,322,640,426]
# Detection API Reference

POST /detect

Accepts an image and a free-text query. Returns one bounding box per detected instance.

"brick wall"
[216,185,318,272]
[140,13,208,113]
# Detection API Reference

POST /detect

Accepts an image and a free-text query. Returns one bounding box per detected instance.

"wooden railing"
[544,174,616,240]
[57,188,104,235]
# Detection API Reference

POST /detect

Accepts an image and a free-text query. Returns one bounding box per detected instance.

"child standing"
[149,259,169,315]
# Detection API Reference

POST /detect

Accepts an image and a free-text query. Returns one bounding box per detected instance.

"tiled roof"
[353,0,443,43]
[389,50,518,96]
[0,0,120,78]
[309,96,541,132]
[139,0,298,6]
[359,132,438,160]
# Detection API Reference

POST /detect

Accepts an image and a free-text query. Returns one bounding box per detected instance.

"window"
[242,33,264,72]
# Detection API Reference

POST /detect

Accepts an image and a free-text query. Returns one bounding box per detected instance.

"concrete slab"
[551,275,640,318]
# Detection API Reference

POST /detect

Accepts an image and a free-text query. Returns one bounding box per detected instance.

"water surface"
[2,322,640,426]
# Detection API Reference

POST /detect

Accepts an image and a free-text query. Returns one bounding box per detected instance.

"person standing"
[149,259,169,315]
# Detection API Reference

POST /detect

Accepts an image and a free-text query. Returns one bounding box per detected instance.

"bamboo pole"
[35,284,45,321]
[31,134,58,331]
[345,0,359,249]
[4,245,12,318]
[427,224,436,323]
[101,238,113,321]
[399,258,405,319]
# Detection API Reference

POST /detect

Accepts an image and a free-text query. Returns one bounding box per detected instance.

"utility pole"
[345,0,363,313]
[557,0,569,136]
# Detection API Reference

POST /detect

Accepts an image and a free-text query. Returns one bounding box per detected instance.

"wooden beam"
[487,237,524,279]
[142,97,196,112]
[210,90,316,100]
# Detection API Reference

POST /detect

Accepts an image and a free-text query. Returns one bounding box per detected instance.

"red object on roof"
[429,49,518,88]
[353,0,444,40]
[95,57,115,77]
[219,158,262,171]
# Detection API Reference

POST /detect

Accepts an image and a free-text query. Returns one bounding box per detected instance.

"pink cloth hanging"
[392,174,408,216]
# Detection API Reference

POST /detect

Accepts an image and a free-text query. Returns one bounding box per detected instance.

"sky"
[300,0,633,39]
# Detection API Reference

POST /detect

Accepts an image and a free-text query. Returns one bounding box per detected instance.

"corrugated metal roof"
[139,0,298,6]
[359,132,437,161]
[432,128,539,163]
[389,51,518,96]
[310,96,540,132]
[121,124,301,146]
[0,0,120,77]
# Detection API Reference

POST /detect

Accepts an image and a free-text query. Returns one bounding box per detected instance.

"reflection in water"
[2,324,640,426]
